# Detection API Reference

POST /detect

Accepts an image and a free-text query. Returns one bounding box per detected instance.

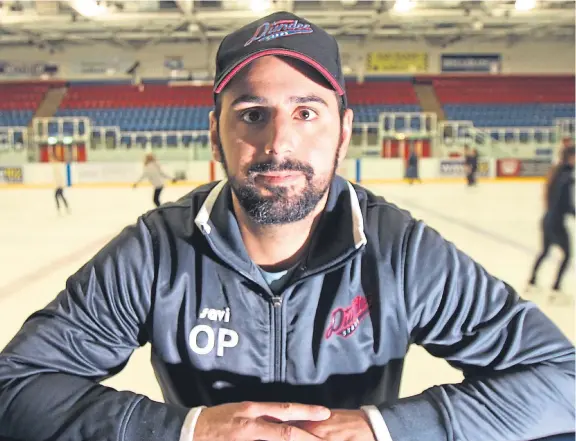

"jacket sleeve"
[378,219,575,441]
[0,217,189,441]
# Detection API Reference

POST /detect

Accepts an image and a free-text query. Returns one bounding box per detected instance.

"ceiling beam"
[0,1,573,47]
[1,23,572,44]
[1,5,573,26]
[175,0,194,15]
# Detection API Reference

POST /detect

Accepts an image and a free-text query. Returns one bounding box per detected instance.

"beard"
[218,143,341,226]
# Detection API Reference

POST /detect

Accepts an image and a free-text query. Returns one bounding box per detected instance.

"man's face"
[210,56,353,225]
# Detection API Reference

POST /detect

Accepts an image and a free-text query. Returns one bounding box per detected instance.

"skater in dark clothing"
[51,152,70,214]
[464,145,478,186]
[406,148,421,185]
[527,145,575,297]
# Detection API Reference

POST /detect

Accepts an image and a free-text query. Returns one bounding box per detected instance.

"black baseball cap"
[213,11,347,108]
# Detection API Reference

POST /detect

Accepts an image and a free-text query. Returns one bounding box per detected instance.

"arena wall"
[0,39,573,81]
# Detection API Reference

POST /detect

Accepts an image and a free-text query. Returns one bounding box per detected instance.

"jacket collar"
[194,176,367,278]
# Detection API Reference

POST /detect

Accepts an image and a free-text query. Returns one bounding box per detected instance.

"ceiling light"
[472,20,484,30]
[250,0,271,13]
[69,0,108,17]
[392,0,415,13]
[515,0,536,11]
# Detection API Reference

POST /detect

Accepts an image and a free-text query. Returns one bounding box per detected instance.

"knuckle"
[238,401,255,414]
[234,416,254,433]
[280,424,294,441]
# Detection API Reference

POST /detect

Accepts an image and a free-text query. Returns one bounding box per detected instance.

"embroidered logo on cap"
[244,19,313,47]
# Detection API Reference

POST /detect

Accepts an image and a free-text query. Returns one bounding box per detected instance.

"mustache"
[247,159,314,178]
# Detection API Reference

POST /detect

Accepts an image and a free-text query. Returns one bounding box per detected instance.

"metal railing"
[0,126,28,152]
[556,117,575,140]
[33,117,92,146]
[0,113,572,162]
[438,119,568,158]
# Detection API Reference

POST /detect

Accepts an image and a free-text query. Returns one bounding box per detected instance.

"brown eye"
[241,110,264,123]
[297,109,317,121]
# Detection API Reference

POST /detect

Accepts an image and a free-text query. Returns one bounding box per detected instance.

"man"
[527,145,575,299]
[405,147,421,185]
[0,11,574,441]
[463,144,478,186]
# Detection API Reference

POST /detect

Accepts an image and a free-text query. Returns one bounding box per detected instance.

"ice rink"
[0,180,573,403]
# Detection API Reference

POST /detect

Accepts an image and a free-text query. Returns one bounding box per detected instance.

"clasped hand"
[194,401,376,441]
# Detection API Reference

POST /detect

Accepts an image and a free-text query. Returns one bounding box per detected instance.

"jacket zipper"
[271,295,283,382]
[268,251,364,382]
[208,241,363,383]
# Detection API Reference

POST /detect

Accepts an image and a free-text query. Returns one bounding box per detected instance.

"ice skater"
[133,153,175,207]
[527,145,575,299]
[464,145,478,186]
[51,152,69,214]
[405,148,422,185]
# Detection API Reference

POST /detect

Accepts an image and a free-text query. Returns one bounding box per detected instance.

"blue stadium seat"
[55,104,422,131]
[54,106,213,132]
[349,104,421,123]
[444,104,575,128]
[0,110,34,127]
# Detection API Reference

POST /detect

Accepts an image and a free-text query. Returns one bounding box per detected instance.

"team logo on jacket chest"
[325,295,369,339]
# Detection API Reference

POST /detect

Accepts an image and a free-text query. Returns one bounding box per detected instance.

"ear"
[209,110,222,163]
[337,108,354,165]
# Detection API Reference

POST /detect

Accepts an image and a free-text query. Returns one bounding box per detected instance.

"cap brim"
[214,48,345,96]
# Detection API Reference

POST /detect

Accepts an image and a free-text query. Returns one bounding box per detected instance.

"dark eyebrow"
[229,94,329,108]
[289,95,329,107]
[230,94,266,107]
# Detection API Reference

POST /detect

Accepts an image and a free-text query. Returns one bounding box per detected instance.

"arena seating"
[56,106,212,132]
[54,81,422,131]
[0,83,51,127]
[56,84,214,132]
[59,84,214,108]
[434,76,575,128]
[2,77,573,133]
[347,80,421,124]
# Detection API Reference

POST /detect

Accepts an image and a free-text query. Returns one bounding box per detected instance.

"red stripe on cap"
[214,49,344,96]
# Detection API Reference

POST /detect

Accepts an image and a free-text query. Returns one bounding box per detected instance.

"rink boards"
[0,157,550,188]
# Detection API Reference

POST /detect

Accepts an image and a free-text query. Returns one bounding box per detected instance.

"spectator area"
[0,76,573,131]
[0,84,52,127]
[433,76,574,128]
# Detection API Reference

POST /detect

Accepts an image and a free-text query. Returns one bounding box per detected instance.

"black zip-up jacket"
[0,176,574,441]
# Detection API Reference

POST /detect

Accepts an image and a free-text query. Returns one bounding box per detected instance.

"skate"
[524,282,541,296]
[548,289,573,306]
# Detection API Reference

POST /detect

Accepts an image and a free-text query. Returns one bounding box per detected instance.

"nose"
[263,113,294,156]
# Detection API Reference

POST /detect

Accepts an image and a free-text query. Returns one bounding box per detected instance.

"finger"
[243,402,330,422]
[288,421,318,430]
[249,419,325,441]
